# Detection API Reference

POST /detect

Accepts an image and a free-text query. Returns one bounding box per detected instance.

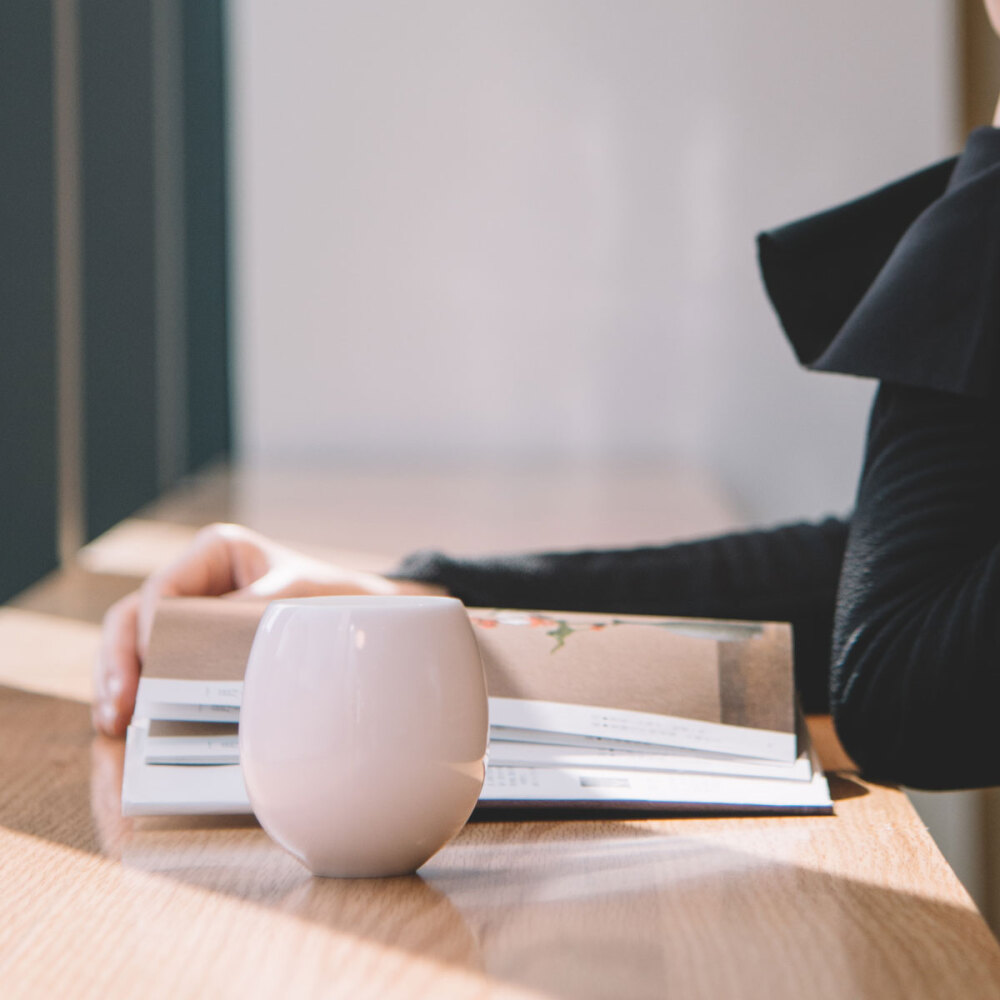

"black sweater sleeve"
[829,383,1000,789]
[393,517,848,713]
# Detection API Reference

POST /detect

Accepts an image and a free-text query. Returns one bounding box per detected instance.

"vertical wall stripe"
[79,0,159,541]
[0,1,59,602]
[152,0,189,490]
[183,0,232,471]
[53,0,86,564]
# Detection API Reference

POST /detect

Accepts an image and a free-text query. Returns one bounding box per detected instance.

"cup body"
[239,595,488,877]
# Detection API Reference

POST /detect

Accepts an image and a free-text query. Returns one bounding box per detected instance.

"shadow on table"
[2,684,997,999]
[825,772,869,801]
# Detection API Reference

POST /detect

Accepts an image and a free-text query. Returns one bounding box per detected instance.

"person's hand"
[92,522,447,736]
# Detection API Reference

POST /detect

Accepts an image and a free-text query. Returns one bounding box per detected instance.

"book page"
[471,610,794,736]
[471,609,722,722]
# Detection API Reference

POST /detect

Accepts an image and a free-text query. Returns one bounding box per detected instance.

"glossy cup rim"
[265,594,464,611]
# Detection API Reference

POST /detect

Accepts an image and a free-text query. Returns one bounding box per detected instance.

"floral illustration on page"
[469,610,762,653]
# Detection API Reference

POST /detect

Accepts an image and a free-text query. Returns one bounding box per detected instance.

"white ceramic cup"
[239,595,489,877]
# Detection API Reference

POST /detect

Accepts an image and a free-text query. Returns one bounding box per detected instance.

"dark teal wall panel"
[1,0,231,584]
[183,0,231,471]
[0,2,59,602]
[79,0,160,541]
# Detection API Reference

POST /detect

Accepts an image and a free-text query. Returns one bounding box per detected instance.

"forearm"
[394,517,848,711]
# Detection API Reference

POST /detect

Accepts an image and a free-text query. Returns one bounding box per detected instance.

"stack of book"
[122,599,832,817]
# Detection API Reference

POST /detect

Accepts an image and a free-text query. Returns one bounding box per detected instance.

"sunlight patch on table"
[77,519,200,578]
[0,608,97,703]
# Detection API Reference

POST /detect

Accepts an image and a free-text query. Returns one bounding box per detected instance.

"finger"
[93,591,142,737]
[225,565,399,601]
[224,566,321,600]
[150,523,271,601]
[136,523,273,655]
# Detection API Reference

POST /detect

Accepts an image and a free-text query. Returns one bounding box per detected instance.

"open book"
[123,599,832,816]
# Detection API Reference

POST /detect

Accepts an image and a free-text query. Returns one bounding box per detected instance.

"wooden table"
[3,464,1000,999]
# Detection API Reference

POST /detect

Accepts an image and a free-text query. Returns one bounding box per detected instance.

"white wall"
[229,0,956,525]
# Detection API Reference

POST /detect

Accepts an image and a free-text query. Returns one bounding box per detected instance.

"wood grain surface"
[3,467,1000,999]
